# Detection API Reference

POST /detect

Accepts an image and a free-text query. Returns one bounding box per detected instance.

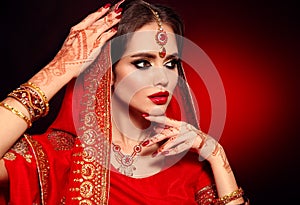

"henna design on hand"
[31,6,120,86]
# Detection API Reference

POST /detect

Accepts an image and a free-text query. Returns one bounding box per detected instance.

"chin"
[147,105,168,116]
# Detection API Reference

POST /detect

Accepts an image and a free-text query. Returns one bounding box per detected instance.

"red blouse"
[109,152,214,205]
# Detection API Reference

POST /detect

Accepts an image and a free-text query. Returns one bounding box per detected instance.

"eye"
[131,59,152,69]
[164,59,179,69]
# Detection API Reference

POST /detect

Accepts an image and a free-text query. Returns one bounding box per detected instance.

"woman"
[0,0,249,204]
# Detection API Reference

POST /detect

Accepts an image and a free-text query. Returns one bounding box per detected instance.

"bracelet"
[213,187,244,205]
[8,82,49,121]
[0,102,32,128]
[195,184,217,205]
[22,82,49,117]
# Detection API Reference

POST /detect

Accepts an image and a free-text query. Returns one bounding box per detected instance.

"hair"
[116,0,184,37]
[111,0,185,64]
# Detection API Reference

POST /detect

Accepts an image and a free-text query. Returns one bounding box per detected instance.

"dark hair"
[116,0,184,37]
[111,0,184,64]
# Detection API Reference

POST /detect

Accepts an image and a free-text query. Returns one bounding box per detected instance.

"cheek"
[113,70,152,102]
[166,70,179,92]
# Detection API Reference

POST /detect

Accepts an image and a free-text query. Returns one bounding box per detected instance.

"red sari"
[1,44,215,205]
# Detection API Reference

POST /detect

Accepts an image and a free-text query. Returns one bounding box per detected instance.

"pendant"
[156,30,168,58]
[156,30,168,46]
[117,155,136,176]
[159,47,166,58]
[112,143,142,177]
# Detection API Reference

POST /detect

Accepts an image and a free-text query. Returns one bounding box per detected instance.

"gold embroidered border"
[3,137,33,163]
[69,43,112,205]
[25,134,50,205]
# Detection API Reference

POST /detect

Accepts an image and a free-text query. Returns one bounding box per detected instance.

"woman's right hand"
[30,3,122,86]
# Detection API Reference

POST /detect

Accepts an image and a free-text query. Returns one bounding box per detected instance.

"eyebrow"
[130,52,179,60]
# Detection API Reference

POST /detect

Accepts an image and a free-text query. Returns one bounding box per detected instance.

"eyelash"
[165,59,179,69]
[131,59,179,70]
[131,60,151,70]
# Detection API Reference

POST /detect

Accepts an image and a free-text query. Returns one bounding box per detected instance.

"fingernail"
[116,14,122,19]
[115,8,123,14]
[152,151,158,157]
[162,151,169,155]
[142,140,149,147]
[142,113,149,117]
[104,3,111,9]
[111,26,118,32]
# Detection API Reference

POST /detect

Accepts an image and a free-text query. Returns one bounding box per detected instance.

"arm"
[0,159,8,185]
[199,137,246,204]
[0,3,121,158]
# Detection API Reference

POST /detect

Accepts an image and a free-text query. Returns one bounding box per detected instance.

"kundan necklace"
[111,141,143,177]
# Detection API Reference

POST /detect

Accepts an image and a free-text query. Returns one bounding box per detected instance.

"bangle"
[0,102,32,128]
[8,82,49,121]
[213,187,244,205]
[195,184,217,205]
[22,82,49,117]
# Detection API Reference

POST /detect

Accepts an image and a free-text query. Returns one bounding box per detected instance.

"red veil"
[2,39,204,204]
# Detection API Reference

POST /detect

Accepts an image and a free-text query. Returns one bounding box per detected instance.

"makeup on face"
[147,91,170,105]
[111,23,179,117]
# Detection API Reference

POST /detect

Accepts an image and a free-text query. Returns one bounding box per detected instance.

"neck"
[111,96,153,154]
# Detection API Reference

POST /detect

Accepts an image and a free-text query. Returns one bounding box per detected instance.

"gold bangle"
[214,187,244,205]
[0,102,32,128]
[22,82,49,116]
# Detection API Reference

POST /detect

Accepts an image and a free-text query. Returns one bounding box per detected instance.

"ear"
[111,71,115,89]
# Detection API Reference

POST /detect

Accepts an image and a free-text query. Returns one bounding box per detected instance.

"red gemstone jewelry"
[156,29,168,58]
[112,142,143,176]
[146,4,168,58]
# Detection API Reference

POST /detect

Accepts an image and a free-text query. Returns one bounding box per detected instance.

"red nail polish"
[111,26,118,32]
[152,151,158,157]
[142,140,149,147]
[116,14,122,19]
[142,113,149,117]
[104,3,111,9]
[115,8,123,14]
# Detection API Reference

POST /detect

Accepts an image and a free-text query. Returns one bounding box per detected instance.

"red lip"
[148,91,169,105]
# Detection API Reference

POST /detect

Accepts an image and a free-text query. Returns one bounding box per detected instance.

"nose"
[152,67,169,87]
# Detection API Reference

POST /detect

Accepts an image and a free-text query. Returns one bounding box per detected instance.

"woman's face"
[112,22,179,117]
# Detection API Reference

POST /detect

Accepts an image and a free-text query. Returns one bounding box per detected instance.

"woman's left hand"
[142,115,208,157]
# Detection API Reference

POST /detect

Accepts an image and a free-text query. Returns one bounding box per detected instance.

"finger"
[163,141,193,156]
[92,9,122,34]
[146,131,176,147]
[146,125,180,146]
[72,4,111,31]
[111,0,125,11]
[96,27,118,42]
[83,27,118,64]
[159,132,194,152]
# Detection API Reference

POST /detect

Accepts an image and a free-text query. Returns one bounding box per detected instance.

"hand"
[142,115,217,159]
[39,3,122,83]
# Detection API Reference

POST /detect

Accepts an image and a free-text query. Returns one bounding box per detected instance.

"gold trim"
[25,134,50,205]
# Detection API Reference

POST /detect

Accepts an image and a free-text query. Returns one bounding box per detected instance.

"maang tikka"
[145,2,168,58]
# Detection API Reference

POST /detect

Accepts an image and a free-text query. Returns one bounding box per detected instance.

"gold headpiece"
[144,2,168,58]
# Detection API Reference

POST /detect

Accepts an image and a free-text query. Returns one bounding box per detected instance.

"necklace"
[111,142,143,176]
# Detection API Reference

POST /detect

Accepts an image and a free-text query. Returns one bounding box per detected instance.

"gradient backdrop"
[0,0,299,204]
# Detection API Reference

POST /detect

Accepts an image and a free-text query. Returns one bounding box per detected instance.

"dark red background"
[1,0,299,204]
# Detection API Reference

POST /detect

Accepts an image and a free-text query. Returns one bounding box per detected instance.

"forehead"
[123,22,178,56]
